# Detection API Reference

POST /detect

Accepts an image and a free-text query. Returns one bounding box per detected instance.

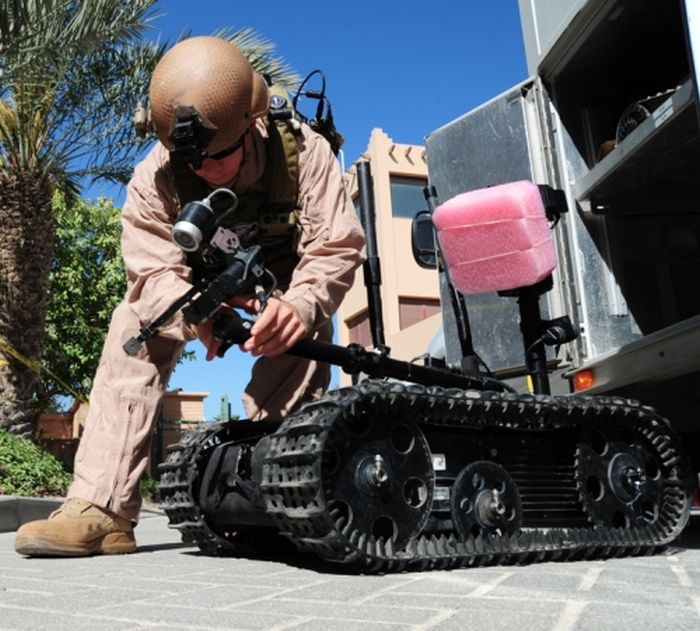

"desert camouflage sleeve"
[119,145,198,342]
[281,126,366,331]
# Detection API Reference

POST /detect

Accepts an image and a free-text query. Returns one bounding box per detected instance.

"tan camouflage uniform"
[68,121,365,522]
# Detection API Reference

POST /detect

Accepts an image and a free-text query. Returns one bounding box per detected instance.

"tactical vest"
[169,111,302,289]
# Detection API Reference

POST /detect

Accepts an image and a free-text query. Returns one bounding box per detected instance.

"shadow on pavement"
[137,541,197,553]
[676,512,700,550]
[180,535,363,575]
[167,511,700,573]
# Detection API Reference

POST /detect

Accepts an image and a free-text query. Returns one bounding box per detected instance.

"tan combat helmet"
[149,36,269,166]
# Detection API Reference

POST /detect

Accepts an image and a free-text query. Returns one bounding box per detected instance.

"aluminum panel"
[425,84,534,201]
[426,86,551,373]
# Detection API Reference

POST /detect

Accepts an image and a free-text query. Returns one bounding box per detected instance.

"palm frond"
[1,1,160,81]
[0,2,300,190]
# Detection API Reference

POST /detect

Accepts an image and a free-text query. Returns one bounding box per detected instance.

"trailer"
[424,0,700,468]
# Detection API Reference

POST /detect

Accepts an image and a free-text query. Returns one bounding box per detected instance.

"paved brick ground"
[1,511,699,630]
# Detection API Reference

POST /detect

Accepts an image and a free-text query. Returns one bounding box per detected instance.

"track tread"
[159,381,693,572]
[260,381,693,572]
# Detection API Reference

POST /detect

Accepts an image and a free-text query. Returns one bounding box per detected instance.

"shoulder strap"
[265,118,299,206]
[265,82,302,206]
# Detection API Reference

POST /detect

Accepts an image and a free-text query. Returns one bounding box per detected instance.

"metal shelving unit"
[575,80,700,203]
[539,0,700,417]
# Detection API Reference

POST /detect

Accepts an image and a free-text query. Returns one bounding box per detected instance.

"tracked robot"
[125,164,694,572]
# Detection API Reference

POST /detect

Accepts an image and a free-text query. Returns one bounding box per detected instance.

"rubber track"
[158,380,692,571]
[259,381,692,572]
[159,422,239,555]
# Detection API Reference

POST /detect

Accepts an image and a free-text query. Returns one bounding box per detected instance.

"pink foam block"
[433,181,557,294]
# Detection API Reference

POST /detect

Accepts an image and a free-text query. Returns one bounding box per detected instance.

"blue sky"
[91,1,529,420]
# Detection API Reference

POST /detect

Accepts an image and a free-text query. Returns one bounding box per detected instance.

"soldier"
[15,36,365,556]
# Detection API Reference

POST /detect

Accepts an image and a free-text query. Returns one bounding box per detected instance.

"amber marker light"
[573,369,595,391]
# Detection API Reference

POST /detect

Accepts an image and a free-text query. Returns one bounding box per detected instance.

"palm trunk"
[0,170,54,437]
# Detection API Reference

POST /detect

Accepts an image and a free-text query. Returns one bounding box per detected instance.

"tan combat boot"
[15,498,136,557]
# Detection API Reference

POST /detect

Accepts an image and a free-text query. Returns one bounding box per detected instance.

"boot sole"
[15,532,136,557]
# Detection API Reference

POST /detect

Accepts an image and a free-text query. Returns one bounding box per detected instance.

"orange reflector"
[573,369,595,391]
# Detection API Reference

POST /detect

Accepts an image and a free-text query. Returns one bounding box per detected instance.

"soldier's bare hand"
[193,320,222,361]
[229,297,307,357]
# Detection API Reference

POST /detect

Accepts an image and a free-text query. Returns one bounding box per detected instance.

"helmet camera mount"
[168,105,216,170]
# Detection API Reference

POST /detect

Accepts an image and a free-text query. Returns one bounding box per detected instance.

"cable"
[291,69,343,155]
[292,69,327,121]
[207,188,239,227]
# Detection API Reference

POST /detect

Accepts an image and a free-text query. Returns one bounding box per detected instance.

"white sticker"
[210,227,240,253]
[432,454,447,471]
[434,487,450,501]
[653,99,674,127]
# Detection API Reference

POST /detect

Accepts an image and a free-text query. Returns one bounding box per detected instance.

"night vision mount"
[168,105,216,170]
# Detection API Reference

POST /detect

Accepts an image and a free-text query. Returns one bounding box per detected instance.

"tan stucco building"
[337,129,442,385]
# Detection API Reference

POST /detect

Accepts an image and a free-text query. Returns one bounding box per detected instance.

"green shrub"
[139,474,161,504]
[0,429,72,497]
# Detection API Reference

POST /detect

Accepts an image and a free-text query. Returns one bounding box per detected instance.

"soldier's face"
[192,145,244,186]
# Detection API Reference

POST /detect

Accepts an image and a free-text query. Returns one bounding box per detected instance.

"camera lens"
[171,223,202,251]
[170,200,213,251]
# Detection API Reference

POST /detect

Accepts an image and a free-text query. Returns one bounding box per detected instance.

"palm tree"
[0,1,299,436]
